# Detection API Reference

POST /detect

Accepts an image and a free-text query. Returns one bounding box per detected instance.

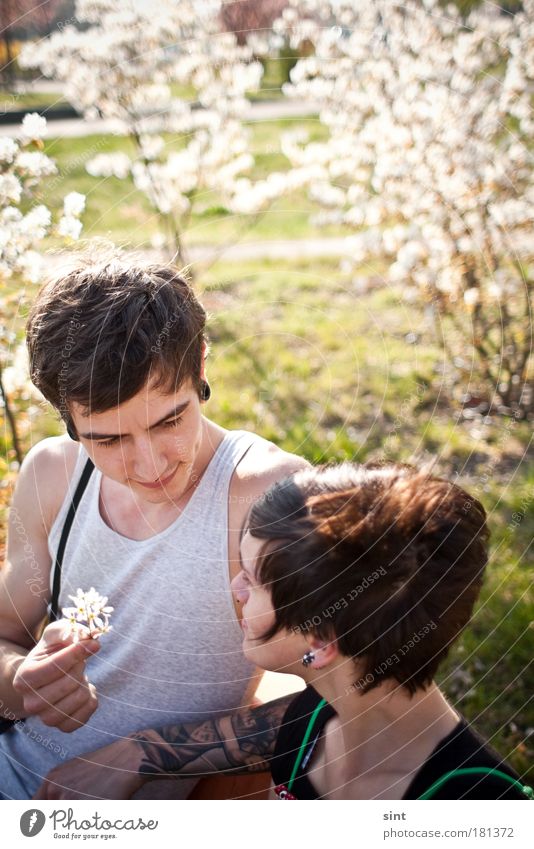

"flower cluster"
[62,587,114,642]
[20,0,268,266]
[268,0,533,409]
[0,114,85,410]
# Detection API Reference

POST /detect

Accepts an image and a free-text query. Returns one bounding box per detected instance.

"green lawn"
[39,118,345,249]
[0,89,68,113]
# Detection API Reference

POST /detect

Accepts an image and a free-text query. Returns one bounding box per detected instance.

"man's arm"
[35,693,296,799]
[134,692,294,777]
[0,437,100,729]
[0,438,62,716]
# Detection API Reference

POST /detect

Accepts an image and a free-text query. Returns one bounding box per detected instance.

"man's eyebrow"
[78,401,190,440]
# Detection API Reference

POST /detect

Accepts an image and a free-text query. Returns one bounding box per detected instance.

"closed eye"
[97,436,120,448]
[96,415,184,448]
[161,415,183,429]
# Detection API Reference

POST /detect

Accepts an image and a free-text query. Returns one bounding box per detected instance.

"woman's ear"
[303,635,339,670]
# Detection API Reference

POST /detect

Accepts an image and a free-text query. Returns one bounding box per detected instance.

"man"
[0,259,308,799]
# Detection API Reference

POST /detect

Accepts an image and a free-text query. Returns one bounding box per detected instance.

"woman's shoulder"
[271,686,336,799]
[405,716,529,800]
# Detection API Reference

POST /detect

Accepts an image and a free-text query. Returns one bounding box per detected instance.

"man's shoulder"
[15,436,80,532]
[232,432,310,497]
[22,435,79,480]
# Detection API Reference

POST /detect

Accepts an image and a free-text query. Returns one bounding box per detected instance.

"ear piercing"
[199,379,211,402]
[66,421,79,441]
[302,650,315,667]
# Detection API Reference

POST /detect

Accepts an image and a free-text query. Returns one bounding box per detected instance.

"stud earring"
[200,379,211,402]
[302,650,315,667]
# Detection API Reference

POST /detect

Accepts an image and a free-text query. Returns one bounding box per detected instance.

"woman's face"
[231,531,307,674]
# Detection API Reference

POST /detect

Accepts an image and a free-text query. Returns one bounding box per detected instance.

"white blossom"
[62,586,114,642]
[268,0,533,404]
[63,191,86,218]
[20,0,269,262]
[0,116,85,436]
[0,138,18,165]
[57,215,83,240]
[19,112,47,142]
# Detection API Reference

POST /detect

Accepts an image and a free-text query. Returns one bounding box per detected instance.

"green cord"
[419,767,534,800]
[287,697,328,793]
[287,702,533,800]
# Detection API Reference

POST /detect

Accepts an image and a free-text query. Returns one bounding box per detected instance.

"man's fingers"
[38,682,95,728]
[55,688,98,733]
[15,640,100,692]
[22,662,87,715]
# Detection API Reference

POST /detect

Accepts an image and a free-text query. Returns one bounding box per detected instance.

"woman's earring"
[302,651,315,667]
[200,379,211,402]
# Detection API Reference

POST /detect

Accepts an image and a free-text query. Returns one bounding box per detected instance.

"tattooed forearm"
[131,693,296,778]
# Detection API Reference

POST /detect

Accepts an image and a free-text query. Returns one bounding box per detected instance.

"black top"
[271,686,527,800]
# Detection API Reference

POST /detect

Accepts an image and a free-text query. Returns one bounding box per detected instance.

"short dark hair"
[26,261,207,432]
[247,462,489,695]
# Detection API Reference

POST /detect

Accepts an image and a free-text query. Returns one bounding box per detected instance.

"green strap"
[287,697,328,793]
[419,767,534,800]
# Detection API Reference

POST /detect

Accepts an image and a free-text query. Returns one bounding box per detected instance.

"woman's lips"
[134,465,179,489]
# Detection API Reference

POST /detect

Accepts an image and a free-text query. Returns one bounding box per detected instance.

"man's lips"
[133,464,179,489]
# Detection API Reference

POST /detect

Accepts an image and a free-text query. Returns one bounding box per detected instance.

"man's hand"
[34,738,146,800]
[13,620,101,733]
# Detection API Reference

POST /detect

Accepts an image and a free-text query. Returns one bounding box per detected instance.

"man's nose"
[131,438,168,481]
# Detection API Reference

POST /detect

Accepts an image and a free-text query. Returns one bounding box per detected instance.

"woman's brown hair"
[247,463,489,695]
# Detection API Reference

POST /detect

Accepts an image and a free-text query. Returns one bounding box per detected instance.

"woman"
[35,462,530,800]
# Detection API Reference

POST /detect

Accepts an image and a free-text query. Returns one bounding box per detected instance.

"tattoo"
[132,693,295,778]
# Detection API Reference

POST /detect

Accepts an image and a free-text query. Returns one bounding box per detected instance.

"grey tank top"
[0,429,258,799]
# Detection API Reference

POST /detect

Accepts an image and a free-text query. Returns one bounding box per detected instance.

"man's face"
[69,377,204,504]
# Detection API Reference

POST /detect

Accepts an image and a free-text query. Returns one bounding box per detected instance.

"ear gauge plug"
[199,380,211,402]
[66,422,79,441]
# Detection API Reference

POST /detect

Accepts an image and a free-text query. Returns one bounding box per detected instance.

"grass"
[1,55,288,116]
[38,118,343,249]
[0,89,68,113]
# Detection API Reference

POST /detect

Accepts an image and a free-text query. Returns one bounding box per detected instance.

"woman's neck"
[309,665,460,799]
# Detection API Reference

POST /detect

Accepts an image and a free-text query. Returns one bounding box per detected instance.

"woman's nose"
[231,572,250,605]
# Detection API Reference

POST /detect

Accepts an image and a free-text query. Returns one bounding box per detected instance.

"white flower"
[62,587,114,642]
[19,112,47,142]
[0,174,22,205]
[15,151,57,178]
[62,191,86,218]
[463,288,480,306]
[0,137,18,164]
[57,215,83,240]
[23,205,51,240]
[86,152,132,179]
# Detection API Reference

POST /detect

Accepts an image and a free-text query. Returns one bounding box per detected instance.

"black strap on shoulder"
[48,457,95,621]
[0,457,95,736]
